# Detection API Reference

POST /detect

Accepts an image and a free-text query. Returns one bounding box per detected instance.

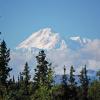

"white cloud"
[10,31,100,76]
[47,38,100,74]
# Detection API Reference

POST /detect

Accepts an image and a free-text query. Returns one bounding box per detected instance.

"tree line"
[0,40,100,100]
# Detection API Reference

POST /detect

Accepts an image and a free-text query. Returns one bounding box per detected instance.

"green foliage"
[79,65,89,100]
[22,62,31,83]
[47,63,54,89]
[69,66,76,86]
[33,50,53,100]
[89,80,100,100]
[0,40,99,100]
[32,79,50,100]
[62,66,67,86]
[14,63,31,100]
[22,62,31,95]
[33,50,49,89]
[0,40,12,99]
[0,40,12,85]
[68,66,78,100]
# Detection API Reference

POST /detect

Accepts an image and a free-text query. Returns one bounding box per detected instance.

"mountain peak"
[70,36,91,45]
[39,28,52,33]
[16,28,60,50]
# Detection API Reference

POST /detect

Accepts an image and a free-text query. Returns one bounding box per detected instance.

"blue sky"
[0,0,100,48]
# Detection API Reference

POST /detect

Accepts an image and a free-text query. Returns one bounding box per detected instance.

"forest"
[0,40,100,100]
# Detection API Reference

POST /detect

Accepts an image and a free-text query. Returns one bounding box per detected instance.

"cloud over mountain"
[10,28,100,76]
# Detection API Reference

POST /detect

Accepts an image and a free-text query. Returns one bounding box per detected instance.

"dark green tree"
[13,68,31,100]
[62,66,67,86]
[33,50,48,89]
[22,62,31,95]
[0,40,12,99]
[47,63,54,89]
[79,65,89,100]
[69,66,76,86]
[69,66,78,100]
[33,50,53,100]
[15,62,31,100]
[61,66,69,100]
[89,80,100,100]
[0,40,12,85]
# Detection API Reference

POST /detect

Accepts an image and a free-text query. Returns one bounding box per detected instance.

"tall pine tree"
[69,66,78,100]
[33,50,53,100]
[33,50,48,89]
[79,65,89,100]
[0,40,12,85]
[22,62,31,95]
[0,40,12,99]
[62,66,67,86]
[61,66,69,100]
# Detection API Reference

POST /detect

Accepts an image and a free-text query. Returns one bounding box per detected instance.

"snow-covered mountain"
[17,28,67,50]
[70,36,91,45]
[16,28,91,51]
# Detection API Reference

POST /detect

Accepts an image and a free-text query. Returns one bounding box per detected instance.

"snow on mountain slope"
[70,36,91,45]
[17,28,64,50]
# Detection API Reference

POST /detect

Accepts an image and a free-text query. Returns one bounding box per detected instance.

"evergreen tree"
[47,63,54,89]
[33,50,53,100]
[0,40,12,99]
[61,66,69,100]
[79,65,89,100]
[69,66,78,100]
[62,65,67,86]
[14,70,31,100]
[15,62,31,100]
[22,62,31,95]
[0,40,12,85]
[69,66,76,86]
[33,50,48,89]
[18,72,23,92]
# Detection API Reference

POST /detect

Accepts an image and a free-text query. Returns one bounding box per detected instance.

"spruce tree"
[33,50,48,89]
[33,50,52,100]
[79,65,89,100]
[22,62,31,95]
[18,72,23,91]
[62,66,67,86]
[69,66,78,100]
[62,66,69,100]
[0,40,12,99]
[15,62,31,100]
[47,63,54,89]
[0,40,12,85]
